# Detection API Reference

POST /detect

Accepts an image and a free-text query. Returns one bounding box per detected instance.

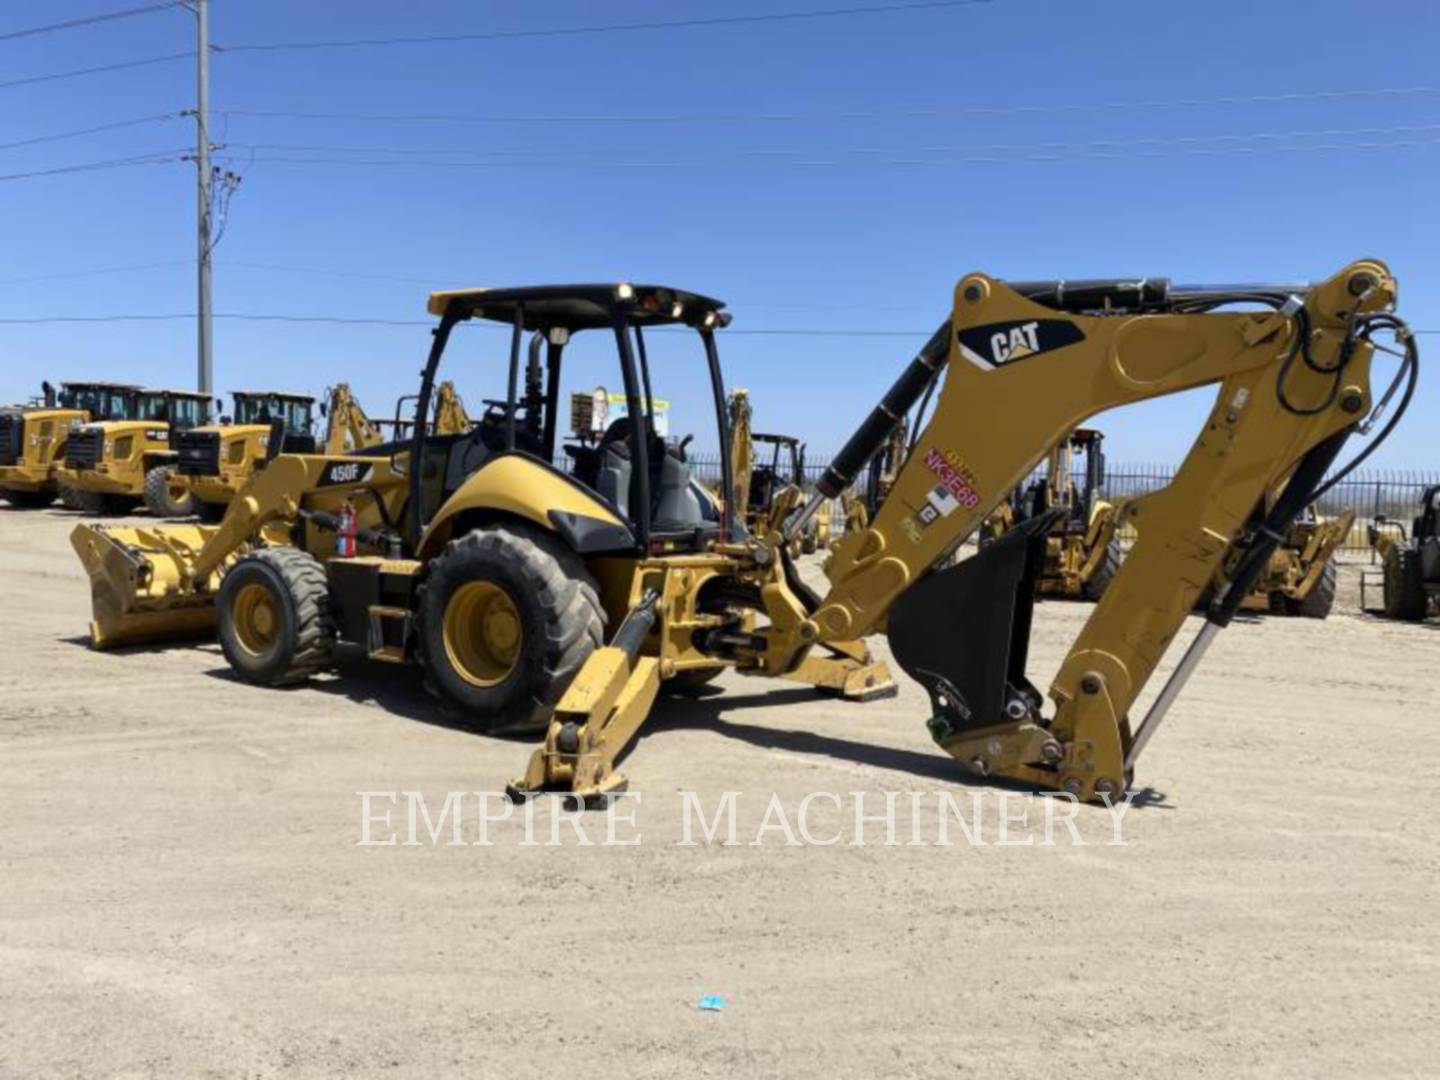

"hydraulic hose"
[815,320,952,501]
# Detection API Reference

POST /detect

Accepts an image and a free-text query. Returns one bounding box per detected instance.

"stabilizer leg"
[509,589,663,803]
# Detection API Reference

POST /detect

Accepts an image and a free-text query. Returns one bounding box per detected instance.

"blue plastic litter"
[697,994,726,1012]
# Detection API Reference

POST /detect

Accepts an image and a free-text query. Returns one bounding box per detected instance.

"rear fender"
[416,454,633,560]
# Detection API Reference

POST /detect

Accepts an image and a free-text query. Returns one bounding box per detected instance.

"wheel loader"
[1363,484,1439,620]
[60,389,216,517]
[72,263,1416,806]
[981,428,1122,600]
[724,389,830,554]
[0,382,140,508]
[175,390,320,521]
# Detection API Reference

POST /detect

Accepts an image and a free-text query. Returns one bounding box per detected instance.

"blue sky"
[2,0,1436,466]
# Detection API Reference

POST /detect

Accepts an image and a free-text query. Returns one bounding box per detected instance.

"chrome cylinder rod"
[1125,621,1219,770]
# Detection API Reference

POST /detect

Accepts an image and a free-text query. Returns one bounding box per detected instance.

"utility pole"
[193,0,213,397]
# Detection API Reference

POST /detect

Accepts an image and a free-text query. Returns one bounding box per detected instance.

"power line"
[218,84,1440,127]
[0,2,181,42]
[0,311,929,333]
[222,122,1440,163]
[0,260,189,285]
[0,312,1434,336]
[221,134,1440,172]
[0,51,194,91]
[0,149,188,183]
[0,112,183,151]
[219,0,993,52]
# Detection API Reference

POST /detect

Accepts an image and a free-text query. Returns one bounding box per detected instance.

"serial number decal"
[921,448,982,512]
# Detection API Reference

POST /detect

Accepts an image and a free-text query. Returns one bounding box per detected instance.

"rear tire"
[1290,560,1337,619]
[143,464,196,518]
[1382,544,1427,621]
[417,523,605,733]
[218,547,337,685]
[1081,537,1122,601]
[0,488,55,509]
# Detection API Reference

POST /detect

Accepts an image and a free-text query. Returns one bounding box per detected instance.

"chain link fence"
[682,450,1436,556]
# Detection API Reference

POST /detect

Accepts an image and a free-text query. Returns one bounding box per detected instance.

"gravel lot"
[2,506,1436,1078]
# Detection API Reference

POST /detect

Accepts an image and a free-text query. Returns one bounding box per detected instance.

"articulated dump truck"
[71,264,1418,804]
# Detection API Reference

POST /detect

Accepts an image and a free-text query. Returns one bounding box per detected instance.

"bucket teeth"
[70,523,223,650]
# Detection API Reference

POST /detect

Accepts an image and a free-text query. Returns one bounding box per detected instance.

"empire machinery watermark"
[355,789,1139,848]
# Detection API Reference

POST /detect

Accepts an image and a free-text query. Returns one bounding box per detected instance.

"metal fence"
[682,451,1436,555]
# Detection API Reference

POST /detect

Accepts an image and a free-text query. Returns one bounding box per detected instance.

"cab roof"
[143,389,214,400]
[754,433,802,446]
[62,381,141,390]
[425,283,728,331]
[231,390,315,402]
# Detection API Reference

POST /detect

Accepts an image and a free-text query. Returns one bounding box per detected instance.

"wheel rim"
[443,580,522,688]
[232,582,281,657]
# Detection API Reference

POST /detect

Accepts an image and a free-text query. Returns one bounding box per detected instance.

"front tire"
[1081,537,1123,601]
[1290,560,1337,619]
[417,523,605,733]
[218,548,337,685]
[144,464,196,518]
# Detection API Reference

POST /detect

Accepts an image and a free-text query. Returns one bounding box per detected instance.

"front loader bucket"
[70,522,226,649]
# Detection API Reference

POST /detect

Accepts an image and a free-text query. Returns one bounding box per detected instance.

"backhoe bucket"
[70,522,226,649]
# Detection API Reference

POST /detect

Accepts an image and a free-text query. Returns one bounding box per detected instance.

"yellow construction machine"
[725,388,830,554]
[840,422,908,535]
[1364,485,1439,620]
[61,389,216,517]
[1209,500,1353,618]
[72,264,1417,806]
[176,382,469,521]
[981,429,1122,600]
[0,382,140,508]
[174,390,321,521]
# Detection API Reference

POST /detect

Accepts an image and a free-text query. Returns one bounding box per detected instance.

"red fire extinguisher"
[337,500,358,557]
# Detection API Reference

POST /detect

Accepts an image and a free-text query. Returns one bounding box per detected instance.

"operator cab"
[231,391,318,453]
[136,390,215,442]
[412,284,735,553]
[58,382,142,422]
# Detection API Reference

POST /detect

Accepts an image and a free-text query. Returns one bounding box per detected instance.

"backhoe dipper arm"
[323,383,383,453]
[776,260,1400,799]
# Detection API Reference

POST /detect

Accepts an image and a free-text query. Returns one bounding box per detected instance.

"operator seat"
[589,417,708,531]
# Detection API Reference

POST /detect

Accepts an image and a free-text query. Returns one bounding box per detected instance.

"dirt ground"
[1,506,1436,1079]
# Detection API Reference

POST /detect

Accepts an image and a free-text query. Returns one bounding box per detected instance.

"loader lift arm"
[522,260,1417,803]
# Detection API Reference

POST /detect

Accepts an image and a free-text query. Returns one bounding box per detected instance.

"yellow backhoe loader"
[840,422,907,534]
[73,264,1416,807]
[0,382,140,508]
[61,389,216,517]
[981,428,1122,600]
[1210,500,1353,618]
[725,389,830,554]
